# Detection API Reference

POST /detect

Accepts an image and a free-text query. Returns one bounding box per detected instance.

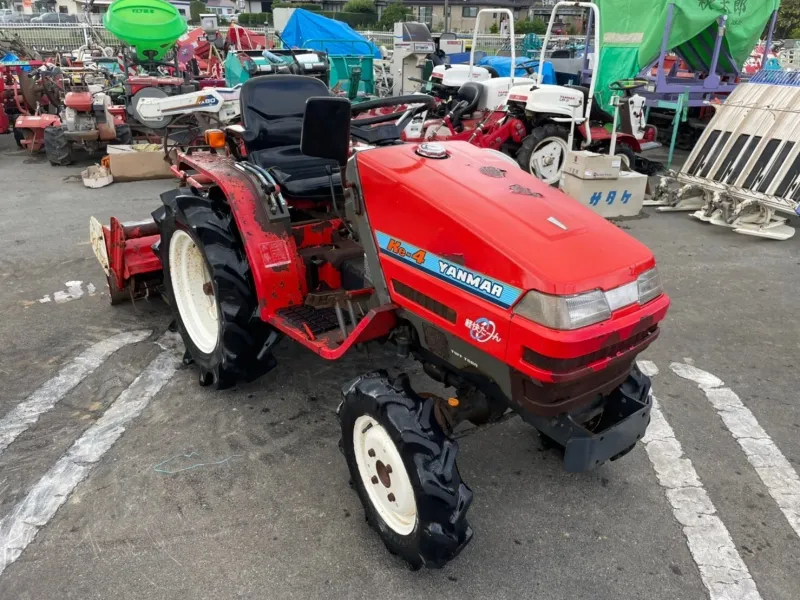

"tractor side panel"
[355,162,524,365]
[175,153,306,315]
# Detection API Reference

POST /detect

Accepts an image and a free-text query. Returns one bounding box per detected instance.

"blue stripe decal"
[375,231,524,308]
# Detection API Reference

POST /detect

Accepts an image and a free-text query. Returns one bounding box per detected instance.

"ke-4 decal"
[375,231,523,308]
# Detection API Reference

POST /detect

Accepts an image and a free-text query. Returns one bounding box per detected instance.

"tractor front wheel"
[114,124,133,145]
[12,124,24,148]
[339,371,473,570]
[517,124,570,185]
[44,125,73,166]
[159,193,274,389]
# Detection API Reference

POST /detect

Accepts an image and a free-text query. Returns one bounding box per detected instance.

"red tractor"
[400,81,528,153]
[2,62,61,152]
[44,74,131,166]
[91,75,669,569]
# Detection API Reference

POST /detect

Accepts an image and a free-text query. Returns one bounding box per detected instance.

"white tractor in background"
[505,1,645,183]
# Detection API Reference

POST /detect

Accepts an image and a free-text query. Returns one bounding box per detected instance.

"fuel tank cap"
[415,142,449,159]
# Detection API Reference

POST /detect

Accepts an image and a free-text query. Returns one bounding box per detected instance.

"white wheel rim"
[353,415,417,536]
[169,229,219,354]
[530,136,569,184]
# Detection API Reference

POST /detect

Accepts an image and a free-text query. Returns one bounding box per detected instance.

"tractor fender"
[168,153,307,316]
[614,132,642,153]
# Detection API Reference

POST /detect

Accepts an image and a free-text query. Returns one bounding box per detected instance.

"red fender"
[579,123,642,153]
[172,152,307,317]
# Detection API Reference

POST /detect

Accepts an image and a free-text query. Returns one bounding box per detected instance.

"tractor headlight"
[514,289,611,330]
[515,267,663,331]
[637,267,663,305]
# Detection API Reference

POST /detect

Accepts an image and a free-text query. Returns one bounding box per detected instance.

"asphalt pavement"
[0,135,798,600]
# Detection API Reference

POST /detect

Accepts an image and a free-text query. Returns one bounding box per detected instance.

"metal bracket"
[234,162,290,223]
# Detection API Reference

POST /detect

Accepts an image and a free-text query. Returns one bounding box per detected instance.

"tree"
[778,0,800,37]
[514,17,547,35]
[343,0,376,15]
[489,22,499,34]
[379,1,410,30]
[189,0,205,24]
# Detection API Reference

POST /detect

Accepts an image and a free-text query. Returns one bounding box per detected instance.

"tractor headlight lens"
[637,268,663,305]
[515,289,611,330]
[515,267,663,330]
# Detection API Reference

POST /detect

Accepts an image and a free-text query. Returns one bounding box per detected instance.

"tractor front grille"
[391,280,456,324]
[523,326,658,376]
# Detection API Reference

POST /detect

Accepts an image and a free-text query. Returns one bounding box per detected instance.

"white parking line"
[671,362,800,541]
[0,330,151,456]
[639,361,762,600]
[0,348,180,575]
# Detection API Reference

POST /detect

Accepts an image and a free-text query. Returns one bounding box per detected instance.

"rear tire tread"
[159,193,273,389]
[44,125,73,166]
[516,123,569,181]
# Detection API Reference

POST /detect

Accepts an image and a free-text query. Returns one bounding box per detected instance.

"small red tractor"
[91,74,669,569]
[43,71,131,166]
[401,81,528,153]
[2,62,61,152]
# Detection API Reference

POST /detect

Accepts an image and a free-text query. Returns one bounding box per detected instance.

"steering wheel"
[351,94,437,128]
[609,78,649,92]
[518,59,539,76]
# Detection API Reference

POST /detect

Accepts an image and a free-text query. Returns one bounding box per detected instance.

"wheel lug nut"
[385,465,392,474]
[371,476,379,485]
[387,493,395,502]
[367,449,376,458]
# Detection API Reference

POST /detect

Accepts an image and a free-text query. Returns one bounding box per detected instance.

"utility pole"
[444,0,449,32]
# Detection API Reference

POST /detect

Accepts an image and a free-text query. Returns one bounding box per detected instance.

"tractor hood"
[356,141,656,298]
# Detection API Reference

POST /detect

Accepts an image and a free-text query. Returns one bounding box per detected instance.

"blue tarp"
[281,9,380,59]
[477,56,556,82]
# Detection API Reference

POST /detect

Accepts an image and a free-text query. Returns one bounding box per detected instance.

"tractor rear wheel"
[12,124,24,148]
[44,125,73,166]
[339,371,473,570]
[517,124,570,185]
[615,144,635,171]
[114,124,133,145]
[159,193,274,389]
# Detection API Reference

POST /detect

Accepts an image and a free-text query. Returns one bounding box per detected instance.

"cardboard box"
[107,144,172,182]
[563,150,621,180]
[559,170,647,218]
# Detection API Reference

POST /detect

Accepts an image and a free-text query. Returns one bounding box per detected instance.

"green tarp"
[593,0,780,109]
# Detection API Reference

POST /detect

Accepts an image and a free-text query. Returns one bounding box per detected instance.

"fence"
[779,45,800,70]
[1,23,585,55]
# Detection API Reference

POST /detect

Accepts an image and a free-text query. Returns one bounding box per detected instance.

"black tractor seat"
[456,82,482,114]
[566,84,614,125]
[239,75,343,202]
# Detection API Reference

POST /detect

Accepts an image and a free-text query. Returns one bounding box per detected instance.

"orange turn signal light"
[204,129,225,149]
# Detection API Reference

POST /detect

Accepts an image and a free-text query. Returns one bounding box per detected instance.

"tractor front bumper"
[524,365,652,472]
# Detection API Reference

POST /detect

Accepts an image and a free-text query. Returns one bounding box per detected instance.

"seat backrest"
[455,81,483,114]
[566,84,614,125]
[240,74,330,152]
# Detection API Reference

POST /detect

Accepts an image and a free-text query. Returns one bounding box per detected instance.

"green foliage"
[320,10,377,29]
[378,1,410,30]
[778,0,800,38]
[238,12,269,26]
[189,0,205,24]
[489,22,498,34]
[514,17,547,35]
[272,2,322,11]
[342,0,376,15]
